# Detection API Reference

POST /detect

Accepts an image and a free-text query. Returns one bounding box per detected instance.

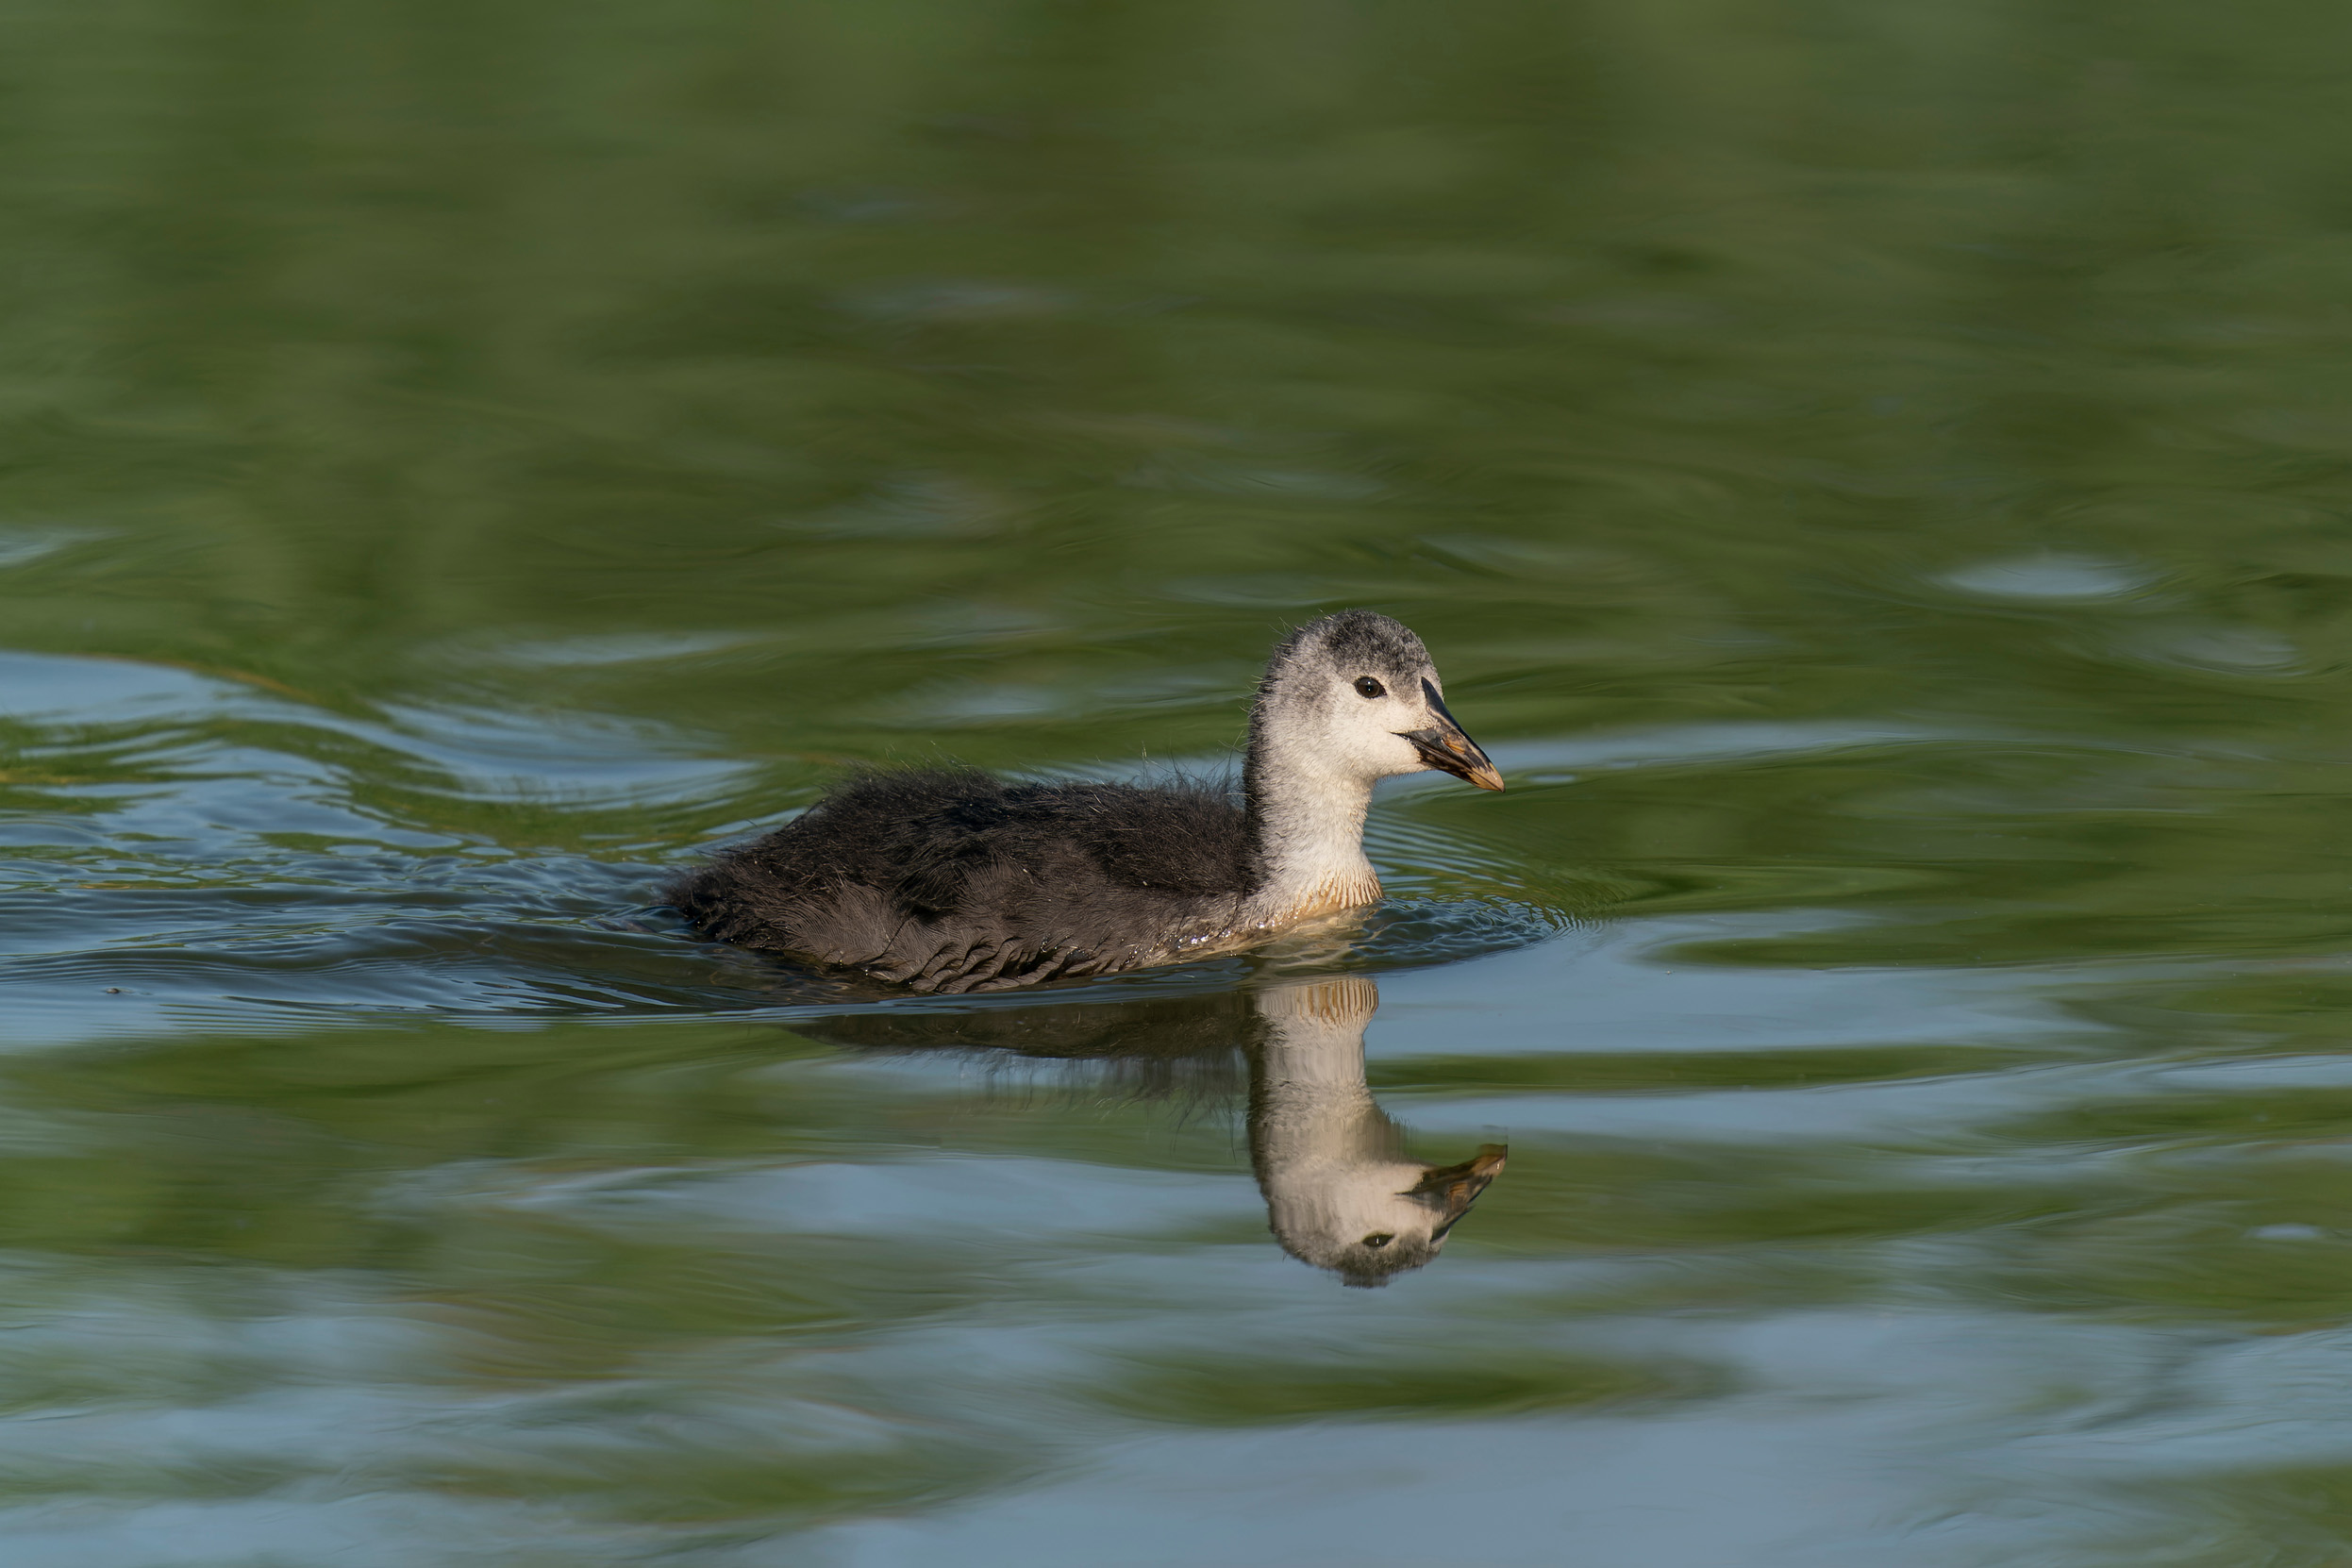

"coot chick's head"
[1256,610,1503,792]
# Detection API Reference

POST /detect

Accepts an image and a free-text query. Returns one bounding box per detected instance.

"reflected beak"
[1398,678,1505,792]
[1409,1143,1509,1237]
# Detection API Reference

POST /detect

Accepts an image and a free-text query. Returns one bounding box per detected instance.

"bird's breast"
[1256,872,1384,926]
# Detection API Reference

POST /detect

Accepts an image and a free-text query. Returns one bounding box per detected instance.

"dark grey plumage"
[668,768,1257,993]
[666,610,1501,993]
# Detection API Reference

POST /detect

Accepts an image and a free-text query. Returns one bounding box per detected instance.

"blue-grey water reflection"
[805,976,1507,1288]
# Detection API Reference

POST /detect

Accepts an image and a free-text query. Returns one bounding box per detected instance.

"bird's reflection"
[1250,976,1505,1287]
[799,976,1505,1286]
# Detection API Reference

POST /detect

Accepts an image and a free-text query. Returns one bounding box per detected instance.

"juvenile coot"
[668,609,1502,992]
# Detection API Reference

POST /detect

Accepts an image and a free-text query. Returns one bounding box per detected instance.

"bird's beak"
[1399,678,1505,792]
[1409,1143,1508,1238]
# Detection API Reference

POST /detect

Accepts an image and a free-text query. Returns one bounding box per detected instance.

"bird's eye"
[1353,676,1386,699]
[1361,1232,1394,1249]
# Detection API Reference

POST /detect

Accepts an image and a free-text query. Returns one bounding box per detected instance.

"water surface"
[7,0,2352,1561]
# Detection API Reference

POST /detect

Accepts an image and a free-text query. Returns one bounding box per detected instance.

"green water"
[8,0,2352,1561]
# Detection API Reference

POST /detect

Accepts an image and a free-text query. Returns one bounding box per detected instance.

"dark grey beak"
[1408,1143,1509,1238]
[1398,678,1505,792]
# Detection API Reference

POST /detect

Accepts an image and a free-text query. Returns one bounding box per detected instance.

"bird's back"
[667,768,1259,993]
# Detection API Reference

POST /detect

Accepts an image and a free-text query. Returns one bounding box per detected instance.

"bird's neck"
[1243,726,1380,920]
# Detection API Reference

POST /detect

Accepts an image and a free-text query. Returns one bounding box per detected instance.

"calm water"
[5,1,2352,1561]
